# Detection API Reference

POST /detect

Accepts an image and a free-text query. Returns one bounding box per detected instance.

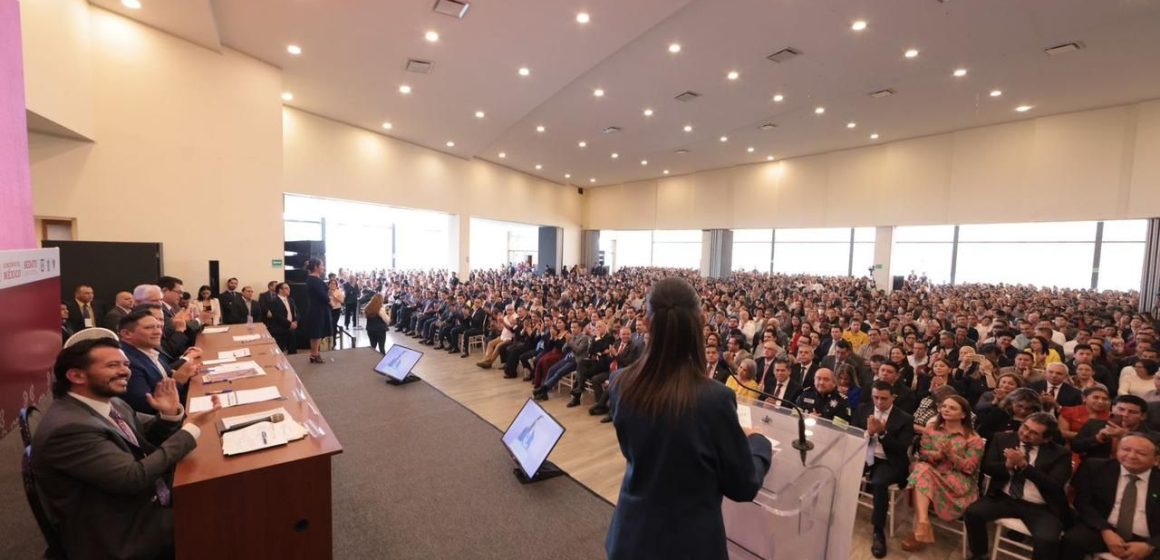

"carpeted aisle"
[291,348,613,560]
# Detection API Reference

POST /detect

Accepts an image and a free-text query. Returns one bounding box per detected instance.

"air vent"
[433,0,470,18]
[759,123,778,131]
[602,126,621,135]
[675,91,701,102]
[675,149,690,155]
[405,59,433,73]
[869,88,896,99]
[765,47,802,63]
[1044,41,1084,56]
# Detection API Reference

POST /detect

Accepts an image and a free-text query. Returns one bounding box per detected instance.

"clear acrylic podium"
[723,396,868,560]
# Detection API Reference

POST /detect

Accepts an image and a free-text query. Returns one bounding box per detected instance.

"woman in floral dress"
[901,394,985,552]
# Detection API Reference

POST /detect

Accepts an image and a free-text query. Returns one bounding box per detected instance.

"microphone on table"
[221,413,284,434]
[728,373,815,466]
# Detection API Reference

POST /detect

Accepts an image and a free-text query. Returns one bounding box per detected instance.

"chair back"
[18,405,39,448]
[22,446,66,559]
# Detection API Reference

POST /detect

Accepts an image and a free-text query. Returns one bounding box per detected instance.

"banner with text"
[0,248,60,438]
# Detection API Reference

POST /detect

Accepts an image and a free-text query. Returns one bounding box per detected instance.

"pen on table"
[261,431,267,445]
[206,389,234,395]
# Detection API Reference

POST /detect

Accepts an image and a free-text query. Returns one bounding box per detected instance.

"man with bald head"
[101,291,135,331]
[795,368,850,422]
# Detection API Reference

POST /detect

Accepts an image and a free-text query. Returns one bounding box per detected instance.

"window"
[652,230,702,269]
[1098,220,1148,291]
[892,225,955,284]
[773,228,854,276]
[955,221,1097,289]
[469,218,538,270]
[602,230,653,271]
[732,229,773,273]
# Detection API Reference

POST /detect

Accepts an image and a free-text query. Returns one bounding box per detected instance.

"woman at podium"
[606,277,773,560]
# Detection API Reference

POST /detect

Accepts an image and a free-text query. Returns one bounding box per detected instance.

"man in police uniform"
[795,368,851,422]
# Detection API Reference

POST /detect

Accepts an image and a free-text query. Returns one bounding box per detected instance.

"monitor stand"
[513,460,565,484]
[386,374,421,386]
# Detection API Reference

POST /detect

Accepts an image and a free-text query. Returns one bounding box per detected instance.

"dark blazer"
[101,305,131,332]
[707,360,731,384]
[241,298,263,323]
[30,395,197,560]
[1072,458,1160,549]
[219,290,246,324]
[982,430,1073,520]
[1028,380,1083,408]
[887,380,918,415]
[852,403,915,475]
[1073,420,1155,462]
[792,361,819,389]
[65,299,106,333]
[761,376,802,407]
[265,295,298,333]
[606,380,773,560]
[820,354,872,389]
[612,340,643,370]
[121,343,183,414]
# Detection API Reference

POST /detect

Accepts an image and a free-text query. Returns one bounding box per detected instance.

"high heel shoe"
[309,355,324,364]
[915,521,934,543]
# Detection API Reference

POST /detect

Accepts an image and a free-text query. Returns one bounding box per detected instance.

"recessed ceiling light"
[663,169,669,175]
[851,20,867,31]
[593,88,605,97]
[953,68,968,77]
[535,164,542,170]
[446,141,455,147]
[399,85,412,94]
[611,153,619,159]
[536,125,546,133]
[870,133,879,140]
[990,89,1003,97]
[746,146,755,153]
[287,44,302,55]
[122,0,142,9]
[683,125,693,132]
[727,70,740,81]
[846,122,857,129]
[564,173,571,179]
[576,12,590,24]
[766,155,774,161]
[578,141,587,148]
[1015,105,1033,112]
[719,136,728,142]
[643,108,654,117]
[498,152,506,158]
[772,94,784,103]
[815,106,825,115]
[668,43,681,54]
[381,122,393,130]
[474,110,485,119]
[281,92,293,101]
[640,160,648,166]
[425,31,440,42]
[589,178,596,183]
[904,48,919,59]
[518,67,530,77]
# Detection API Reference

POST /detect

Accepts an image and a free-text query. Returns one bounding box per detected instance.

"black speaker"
[892,276,904,290]
[578,187,584,195]
[208,260,220,296]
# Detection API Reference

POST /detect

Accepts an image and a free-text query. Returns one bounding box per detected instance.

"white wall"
[20,0,94,139]
[584,100,1160,230]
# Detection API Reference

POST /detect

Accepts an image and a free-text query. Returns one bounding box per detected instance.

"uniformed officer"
[795,368,851,422]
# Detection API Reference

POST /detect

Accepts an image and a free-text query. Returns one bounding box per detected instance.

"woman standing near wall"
[303,258,331,363]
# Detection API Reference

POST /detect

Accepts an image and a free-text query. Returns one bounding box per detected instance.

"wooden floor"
[352,331,971,560]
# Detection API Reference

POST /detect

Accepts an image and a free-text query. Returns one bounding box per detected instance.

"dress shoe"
[446,347,459,353]
[433,344,444,350]
[460,353,469,358]
[599,415,612,424]
[503,372,517,379]
[871,531,886,558]
[589,405,609,416]
[534,392,549,401]
[566,396,581,407]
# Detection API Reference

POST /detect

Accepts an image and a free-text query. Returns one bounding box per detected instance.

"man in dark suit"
[761,357,802,408]
[791,343,820,389]
[259,280,279,320]
[31,338,208,560]
[592,326,644,421]
[240,286,263,323]
[1073,395,1152,464]
[266,281,299,354]
[705,344,732,384]
[101,291,134,332]
[852,382,915,558]
[450,299,486,356]
[1061,433,1160,560]
[65,283,105,333]
[1029,362,1082,408]
[821,339,873,391]
[874,361,917,414]
[964,413,1072,560]
[754,341,780,387]
[219,277,247,324]
[118,309,199,414]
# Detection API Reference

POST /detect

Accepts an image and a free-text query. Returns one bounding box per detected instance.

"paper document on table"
[201,357,235,366]
[221,407,308,440]
[232,333,261,342]
[188,386,283,413]
[218,348,252,360]
[737,405,753,429]
[221,422,289,456]
[201,360,265,383]
[202,326,230,334]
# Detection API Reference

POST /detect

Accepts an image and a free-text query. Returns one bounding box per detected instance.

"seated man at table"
[1061,432,1160,560]
[119,309,200,414]
[795,368,851,422]
[31,338,210,560]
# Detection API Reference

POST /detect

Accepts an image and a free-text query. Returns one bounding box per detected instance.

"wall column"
[700,229,733,279]
[1142,218,1160,313]
[873,226,894,292]
[0,0,33,250]
[452,214,469,278]
[581,230,600,270]
[537,226,562,274]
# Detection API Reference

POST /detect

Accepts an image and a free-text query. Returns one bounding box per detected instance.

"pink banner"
[0,0,33,250]
[0,248,60,437]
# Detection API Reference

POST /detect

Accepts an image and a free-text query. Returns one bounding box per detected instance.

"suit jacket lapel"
[62,395,145,452]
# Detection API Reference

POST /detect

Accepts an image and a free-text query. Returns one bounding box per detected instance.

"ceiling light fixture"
[564,173,571,179]
[746,146,755,153]
[578,141,587,148]
[536,125,546,133]
[446,141,455,147]
[663,169,669,175]
[640,160,648,166]
[425,31,440,42]
[287,44,302,55]
[498,152,506,158]
[772,94,784,102]
[1015,105,1033,112]
[474,110,485,119]
[870,133,879,140]
[433,0,470,19]
[643,108,654,117]
[122,0,142,9]
[518,67,530,77]
[989,89,1003,97]
[953,68,968,77]
[683,125,693,132]
[766,155,774,161]
[381,122,393,130]
[399,85,412,94]
[814,106,825,114]
[576,12,590,24]
[611,153,619,159]
[851,20,867,31]
[281,92,293,101]
[593,88,605,97]
[535,164,542,170]
[668,43,682,53]
[727,71,740,81]
[846,122,857,129]
[589,178,596,183]
[904,48,919,58]
[719,136,728,142]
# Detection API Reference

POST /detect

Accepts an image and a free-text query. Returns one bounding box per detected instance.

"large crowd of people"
[41,261,1160,560]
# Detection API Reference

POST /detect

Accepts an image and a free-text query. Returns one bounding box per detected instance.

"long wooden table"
[173,323,342,559]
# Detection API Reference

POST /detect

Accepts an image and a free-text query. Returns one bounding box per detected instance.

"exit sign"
[272,259,283,268]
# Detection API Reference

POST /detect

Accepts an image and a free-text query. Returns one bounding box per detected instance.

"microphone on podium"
[728,373,815,466]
